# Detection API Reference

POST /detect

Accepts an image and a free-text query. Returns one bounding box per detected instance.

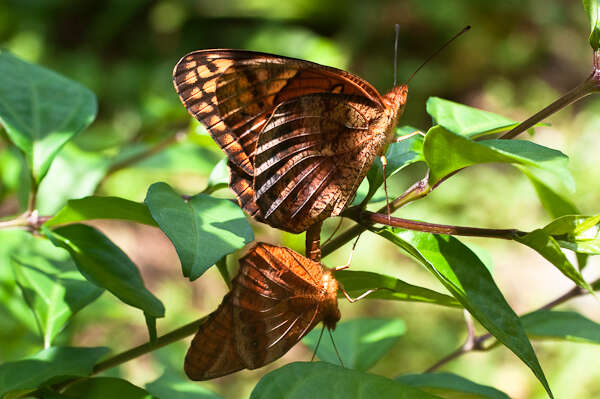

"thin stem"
[361,211,524,239]
[27,175,38,213]
[425,277,600,372]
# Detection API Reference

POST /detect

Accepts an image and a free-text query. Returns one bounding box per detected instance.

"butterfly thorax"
[320,269,341,330]
[381,84,409,145]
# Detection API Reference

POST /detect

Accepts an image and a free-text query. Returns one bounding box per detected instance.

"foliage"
[0,1,599,399]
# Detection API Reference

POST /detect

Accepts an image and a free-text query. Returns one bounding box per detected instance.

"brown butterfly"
[173,50,408,233]
[184,242,341,380]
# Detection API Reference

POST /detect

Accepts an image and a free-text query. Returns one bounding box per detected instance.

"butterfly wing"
[184,294,245,380]
[173,49,385,175]
[252,92,389,232]
[231,243,338,369]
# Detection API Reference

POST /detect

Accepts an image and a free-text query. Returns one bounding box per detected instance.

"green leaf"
[45,224,165,319]
[374,228,553,398]
[423,126,573,190]
[11,238,103,347]
[61,377,154,399]
[144,182,254,280]
[364,134,424,203]
[583,0,600,50]
[426,97,517,138]
[0,51,97,182]
[519,167,578,219]
[44,196,157,228]
[397,372,511,399]
[203,158,229,194]
[36,143,109,214]
[250,362,443,399]
[522,310,600,344]
[548,214,600,255]
[145,372,223,399]
[302,318,405,371]
[516,229,592,292]
[0,346,108,398]
[335,270,461,308]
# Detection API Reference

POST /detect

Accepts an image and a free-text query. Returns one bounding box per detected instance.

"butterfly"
[173,50,408,233]
[184,242,341,380]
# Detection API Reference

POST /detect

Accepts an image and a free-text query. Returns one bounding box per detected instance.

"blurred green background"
[1,1,599,398]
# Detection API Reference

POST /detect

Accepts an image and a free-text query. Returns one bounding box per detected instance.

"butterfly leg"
[334,233,362,272]
[381,155,391,223]
[338,283,379,303]
[394,130,425,142]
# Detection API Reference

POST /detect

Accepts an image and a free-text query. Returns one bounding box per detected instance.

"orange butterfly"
[173,50,407,233]
[184,242,341,380]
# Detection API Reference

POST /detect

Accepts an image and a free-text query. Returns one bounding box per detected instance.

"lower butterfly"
[184,242,342,380]
[173,50,407,233]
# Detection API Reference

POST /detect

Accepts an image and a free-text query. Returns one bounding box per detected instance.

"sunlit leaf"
[423,126,573,192]
[583,0,600,50]
[374,228,553,398]
[426,97,516,138]
[45,196,157,228]
[145,182,254,280]
[145,371,223,399]
[335,270,461,308]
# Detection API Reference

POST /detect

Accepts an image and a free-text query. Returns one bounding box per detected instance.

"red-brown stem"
[362,211,524,239]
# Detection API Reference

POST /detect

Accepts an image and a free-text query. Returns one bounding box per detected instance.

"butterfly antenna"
[404,25,471,85]
[393,23,400,86]
[328,328,345,368]
[311,326,326,362]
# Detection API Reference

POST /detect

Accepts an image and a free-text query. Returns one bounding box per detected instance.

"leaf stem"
[425,277,599,372]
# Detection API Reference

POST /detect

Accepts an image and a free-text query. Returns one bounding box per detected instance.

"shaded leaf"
[45,196,157,228]
[45,224,164,320]
[145,372,223,399]
[397,372,510,399]
[374,228,553,398]
[61,377,154,399]
[522,310,600,344]
[0,51,97,182]
[335,270,461,308]
[145,182,253,280]
[0,346,108,398]
[250,362,442,399]
[303,318,405,371]
[426,97,516,138]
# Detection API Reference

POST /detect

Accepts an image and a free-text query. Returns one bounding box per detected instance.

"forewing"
[184,294,245,380]
[253,93,387,233]
[172,49,385,176]
[232,243,326,369]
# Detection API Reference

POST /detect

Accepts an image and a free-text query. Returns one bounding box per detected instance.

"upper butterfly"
[173,50,407,233]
